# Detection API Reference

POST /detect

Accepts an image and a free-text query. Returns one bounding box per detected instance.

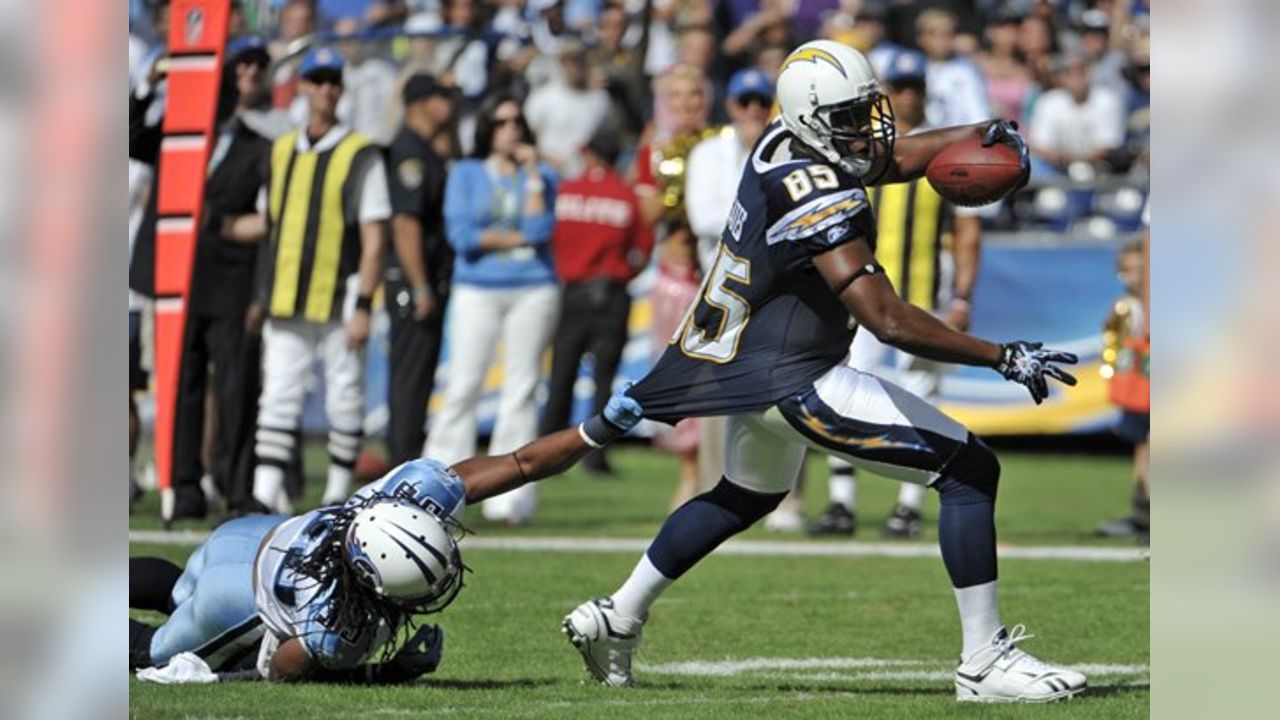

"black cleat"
[882,504,923,539]
[808,503,857,536]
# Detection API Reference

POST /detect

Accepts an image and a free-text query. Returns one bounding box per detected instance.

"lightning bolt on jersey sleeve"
[628,123,876,423]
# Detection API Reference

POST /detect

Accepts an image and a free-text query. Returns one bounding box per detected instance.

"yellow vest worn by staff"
[261,129,379,324]
[868,176,951,311]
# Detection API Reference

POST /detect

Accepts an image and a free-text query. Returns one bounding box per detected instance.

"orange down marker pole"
[153,0,230,523]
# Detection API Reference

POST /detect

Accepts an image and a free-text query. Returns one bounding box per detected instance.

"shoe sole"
[562,615,631,687]
[955,682,1087,703]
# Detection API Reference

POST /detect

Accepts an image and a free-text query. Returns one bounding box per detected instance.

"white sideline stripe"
[128,531,1149,562]
[635,657,1149,678]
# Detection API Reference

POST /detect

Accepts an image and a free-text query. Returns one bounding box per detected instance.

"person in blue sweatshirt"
[425,92,560,526]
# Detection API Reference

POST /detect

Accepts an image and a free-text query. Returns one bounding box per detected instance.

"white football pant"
[253,315,366,509]
[425,283,559,524]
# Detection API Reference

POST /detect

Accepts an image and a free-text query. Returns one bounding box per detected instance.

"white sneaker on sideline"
[955,625,1087,702]
[562,597,643,687]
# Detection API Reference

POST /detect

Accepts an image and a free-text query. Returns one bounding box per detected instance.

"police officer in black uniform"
[170,36,282,518]
[384,74,457,465]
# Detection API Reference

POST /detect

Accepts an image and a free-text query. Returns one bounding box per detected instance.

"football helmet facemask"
[777,40,896,180]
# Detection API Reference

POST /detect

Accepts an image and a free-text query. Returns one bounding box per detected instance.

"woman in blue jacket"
[425,93,560,526]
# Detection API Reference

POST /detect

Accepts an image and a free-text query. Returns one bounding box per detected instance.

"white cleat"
[562,597,643,687]
[955,625,1087,703]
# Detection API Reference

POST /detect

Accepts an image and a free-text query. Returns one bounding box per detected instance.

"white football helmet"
[344,499,464,613]
[776,39,896,179]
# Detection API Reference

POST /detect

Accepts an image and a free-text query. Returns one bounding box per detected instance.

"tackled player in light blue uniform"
[129,395,644,683]
[132,460,466,678]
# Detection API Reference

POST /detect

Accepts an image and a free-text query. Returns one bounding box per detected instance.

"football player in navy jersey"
[563,40,1087,703]
[128,398,642,683]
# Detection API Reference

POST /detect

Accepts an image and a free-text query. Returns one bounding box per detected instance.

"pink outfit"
[649,261,701,453]
[986,74,1033,125]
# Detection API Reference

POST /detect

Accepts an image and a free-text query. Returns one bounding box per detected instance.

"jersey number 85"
[672,245,752,363]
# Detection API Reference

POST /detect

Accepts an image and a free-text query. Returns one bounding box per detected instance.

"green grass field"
[129,444,1149,719]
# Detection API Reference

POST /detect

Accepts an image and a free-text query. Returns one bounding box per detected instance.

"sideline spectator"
[1097,239,1149,544]
[540,127,652,474]
[424,95,559,526]
[251,49,389,511]
[1027,51,1124,178]
[171,37,278,519]
[524,41,611,179]
[384,74,458,467]
[633,64,713,511]
[916,8,991,127]
[976,6,1034,125]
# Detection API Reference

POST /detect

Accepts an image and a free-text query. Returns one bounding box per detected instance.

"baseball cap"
[402,73,453,104]
[299,47,345,81]
[1080,8,1110,32]
[226,35,270,66]
[727,68,774,102]
[881,49,927,86]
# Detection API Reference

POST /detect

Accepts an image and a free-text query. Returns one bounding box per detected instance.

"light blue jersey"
[253,459,467,669]
[149,460,465,673]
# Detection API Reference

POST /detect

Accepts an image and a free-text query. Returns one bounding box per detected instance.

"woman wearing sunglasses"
[426,94,559,527]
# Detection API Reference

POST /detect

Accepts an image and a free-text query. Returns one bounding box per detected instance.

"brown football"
[925,139,1024,207]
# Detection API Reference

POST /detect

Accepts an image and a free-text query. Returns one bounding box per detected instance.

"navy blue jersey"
[630,122,876,423]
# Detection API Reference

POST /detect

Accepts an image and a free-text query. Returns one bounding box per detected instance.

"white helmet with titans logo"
[344,499,464,613]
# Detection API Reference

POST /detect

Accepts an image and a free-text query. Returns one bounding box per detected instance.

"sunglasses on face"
[305,71,343,87]
[493,116,522,128]
[888,80,926,94]
[736,93,772,109]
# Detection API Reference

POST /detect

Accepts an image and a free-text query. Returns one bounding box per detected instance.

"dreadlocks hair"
[285,497,407,661]
[280,494,472,663]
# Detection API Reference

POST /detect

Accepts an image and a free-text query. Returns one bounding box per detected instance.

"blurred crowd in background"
[127,0,1150,533]
[130,0,1150,189]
